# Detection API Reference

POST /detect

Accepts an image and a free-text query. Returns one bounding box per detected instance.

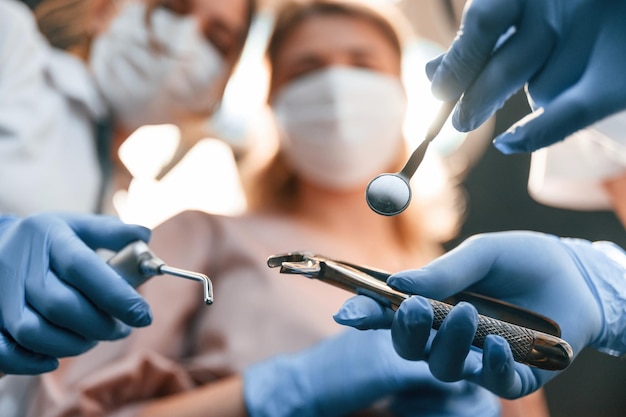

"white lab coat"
[0,0,106,216]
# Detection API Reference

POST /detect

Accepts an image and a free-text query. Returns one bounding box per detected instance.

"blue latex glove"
[426,0,626,153]
[243,328,500,417]
[335,231,626,399]
[0,213,153,375]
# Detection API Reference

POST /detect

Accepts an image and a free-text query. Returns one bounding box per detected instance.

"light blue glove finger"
[428,302,477,382]
[425,304,535,399]
[429,0,626,152]
[60,213,151,251]
[48,214,153,327]
[480,335,522,398]
[492,77,619,153]
[2,296,97,357]
[243,328,501,417]
[26,268,132,342]
[425,53,444,81]
[428,0,523,101]
[335,296,434,362]
[0,331,58,375]
[391,296,434,362]
[453,16,555,132]
[333,295,395,330]
[0,213,153,374]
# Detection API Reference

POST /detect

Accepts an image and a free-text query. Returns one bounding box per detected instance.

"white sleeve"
[591,241,626,358]
[0,0,102,216]
[0,1,48,95]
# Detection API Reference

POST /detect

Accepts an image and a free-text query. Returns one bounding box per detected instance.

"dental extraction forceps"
[267,251,573,371]
[108,240,213,305]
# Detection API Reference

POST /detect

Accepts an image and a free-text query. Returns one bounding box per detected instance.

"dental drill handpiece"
[107,240,213,305]
[0,242,212,379]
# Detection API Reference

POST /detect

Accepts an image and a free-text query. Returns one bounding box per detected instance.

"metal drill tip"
[159,265,214,305]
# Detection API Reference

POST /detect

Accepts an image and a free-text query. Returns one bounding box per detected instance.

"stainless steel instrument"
[267,251,573,371]
[108,240,213,305]
[366,100,456,216]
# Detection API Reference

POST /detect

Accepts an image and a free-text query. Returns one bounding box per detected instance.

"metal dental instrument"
[0,242,213,379]
[108,240,213,305]
[366,100,457,216]
[267,251,573,371]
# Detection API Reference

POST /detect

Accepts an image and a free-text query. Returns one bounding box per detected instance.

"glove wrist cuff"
[0,216,17,234]
[562,238,626,356]
[588,241,626,357]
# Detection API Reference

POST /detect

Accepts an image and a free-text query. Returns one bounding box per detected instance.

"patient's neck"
[293,180,400,245]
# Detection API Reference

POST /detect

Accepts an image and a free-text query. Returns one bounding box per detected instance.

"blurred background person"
[0,0,254,216]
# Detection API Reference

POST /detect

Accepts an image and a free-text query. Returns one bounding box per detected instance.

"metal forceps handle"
[267,252,573,371]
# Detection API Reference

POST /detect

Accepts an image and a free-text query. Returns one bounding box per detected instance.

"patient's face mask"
[271,67,407,190]
[89,2,226,130]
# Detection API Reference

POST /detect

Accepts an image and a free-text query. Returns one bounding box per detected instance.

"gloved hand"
[243,328,500,417]
[426,0,626,153]
[0,213,153,375]
[335,231,626,399]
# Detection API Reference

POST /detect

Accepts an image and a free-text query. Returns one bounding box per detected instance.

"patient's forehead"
[271,14,401,91]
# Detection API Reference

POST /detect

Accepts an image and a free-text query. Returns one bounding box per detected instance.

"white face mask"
[89,2,227,130]
[271,67,407,190]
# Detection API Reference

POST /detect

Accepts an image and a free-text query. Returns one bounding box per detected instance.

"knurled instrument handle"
[426,298,572,371]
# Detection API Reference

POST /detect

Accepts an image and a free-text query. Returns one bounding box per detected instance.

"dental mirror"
[366,100,456,216]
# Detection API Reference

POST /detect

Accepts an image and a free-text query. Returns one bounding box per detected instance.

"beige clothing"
[27,211,430,417]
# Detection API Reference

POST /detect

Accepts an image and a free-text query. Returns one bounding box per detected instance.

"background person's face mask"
[90,2,226,131]
[271,66,407,190]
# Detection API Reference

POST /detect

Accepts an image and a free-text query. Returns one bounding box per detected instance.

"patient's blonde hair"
[34,0,256,61]
[34,0,93,56]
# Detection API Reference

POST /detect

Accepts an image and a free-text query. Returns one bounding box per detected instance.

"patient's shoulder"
[148,211,229,270]
[154,210,220,232]
[152,210,257,246]
[152,210,295,255]
[150,210,217,252]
